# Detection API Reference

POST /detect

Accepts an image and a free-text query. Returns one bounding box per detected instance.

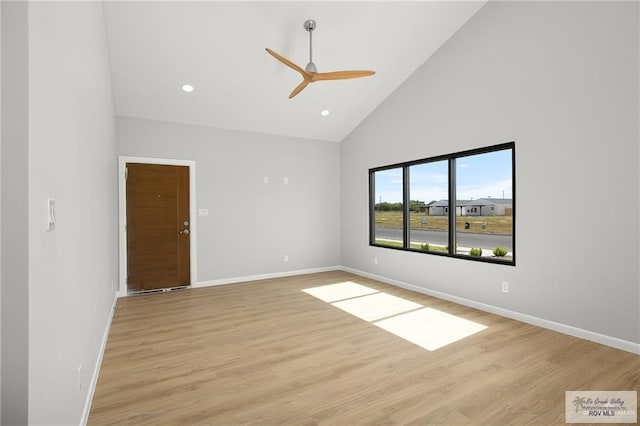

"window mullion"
[403,166,410,249]
[369,171,375,245]
[448,158,456,254]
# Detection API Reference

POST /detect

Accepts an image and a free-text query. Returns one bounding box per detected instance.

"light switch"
[198,209,209,217]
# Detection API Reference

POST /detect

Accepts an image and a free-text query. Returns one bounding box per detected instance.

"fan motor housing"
[304,19,316,32]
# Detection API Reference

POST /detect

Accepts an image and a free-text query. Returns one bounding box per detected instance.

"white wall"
[27,2,118,424]
[117,116,341,283]
[341,1,640,347]
[1,1,29,423]
[637,1,640,350]
[1,1,3,418]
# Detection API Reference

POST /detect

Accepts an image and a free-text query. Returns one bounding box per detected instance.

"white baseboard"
[340,266,640,355]
[80,292,118,426]
[193,266,342,288]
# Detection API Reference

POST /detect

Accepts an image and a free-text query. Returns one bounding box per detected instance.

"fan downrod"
[304,19,317,73]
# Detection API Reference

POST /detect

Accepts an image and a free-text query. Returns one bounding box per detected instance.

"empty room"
[1,1,639,425]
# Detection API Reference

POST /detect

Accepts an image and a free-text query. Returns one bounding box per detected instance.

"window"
[371,167,403,248]
[409,161,448,253]
[455,148,513,261]
[369,142,515,265]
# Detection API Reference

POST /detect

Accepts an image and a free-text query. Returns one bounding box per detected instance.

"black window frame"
[369,142,516,266]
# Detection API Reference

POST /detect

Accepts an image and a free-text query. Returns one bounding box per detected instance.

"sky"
[374,149,513,204]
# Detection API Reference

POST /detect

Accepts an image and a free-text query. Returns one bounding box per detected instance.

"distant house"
[483,198,513,216]
[427,198,513,216]
[427,200,451,216]
[462,199,496,216]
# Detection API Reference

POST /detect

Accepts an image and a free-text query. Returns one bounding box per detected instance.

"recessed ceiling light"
[321,110,330,116]
[181,84,194,93]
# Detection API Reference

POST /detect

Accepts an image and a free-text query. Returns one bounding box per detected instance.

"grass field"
[375,239,449,253]
[374,211,512,235]
[374,238,513,261]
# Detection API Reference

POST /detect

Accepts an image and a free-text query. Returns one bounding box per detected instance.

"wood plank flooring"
[88,271,639,425]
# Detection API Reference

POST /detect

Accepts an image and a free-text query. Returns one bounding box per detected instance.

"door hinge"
[125,167,128,180]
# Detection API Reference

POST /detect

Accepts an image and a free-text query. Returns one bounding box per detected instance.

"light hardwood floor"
[88,271,639,425]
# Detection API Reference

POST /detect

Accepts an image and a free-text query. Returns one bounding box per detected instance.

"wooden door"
[126,163,190,292]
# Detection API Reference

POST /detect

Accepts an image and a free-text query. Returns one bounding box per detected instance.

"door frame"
[118,156,197,297]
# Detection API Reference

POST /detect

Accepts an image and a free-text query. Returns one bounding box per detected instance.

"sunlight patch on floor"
[303,282,487,351]
[374,307,488,351]
[332,292,422,322]
[302,281,378,302]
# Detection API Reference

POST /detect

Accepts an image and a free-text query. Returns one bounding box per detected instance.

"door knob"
[180,229,190,235]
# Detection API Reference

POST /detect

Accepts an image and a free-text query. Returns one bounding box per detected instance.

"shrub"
[470,247,483,257]
[420,243,430,251]
[493,247,508,257]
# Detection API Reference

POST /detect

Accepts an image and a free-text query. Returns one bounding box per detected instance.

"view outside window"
[372,167,403,247]
[408,161,448,253]
[370,142,515,265]
[455,149,513,261]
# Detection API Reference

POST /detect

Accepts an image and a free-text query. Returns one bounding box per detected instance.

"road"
[375,227,512,252]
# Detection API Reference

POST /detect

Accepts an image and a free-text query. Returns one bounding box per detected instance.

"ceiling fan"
[266,19,375,99]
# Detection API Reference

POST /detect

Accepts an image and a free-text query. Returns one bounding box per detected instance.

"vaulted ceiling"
[104,1,486,142]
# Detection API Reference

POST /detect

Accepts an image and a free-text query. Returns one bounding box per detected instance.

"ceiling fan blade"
[289,79,311,99]
[312,70,376,81]
[265,48,309,76]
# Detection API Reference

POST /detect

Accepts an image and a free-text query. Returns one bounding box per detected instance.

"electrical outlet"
[373,257,378,265]
[501,281,509,294]
[111,279,114,290]
[284,255,289,262]
[284,177,289,185]
[263,176,269,184]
